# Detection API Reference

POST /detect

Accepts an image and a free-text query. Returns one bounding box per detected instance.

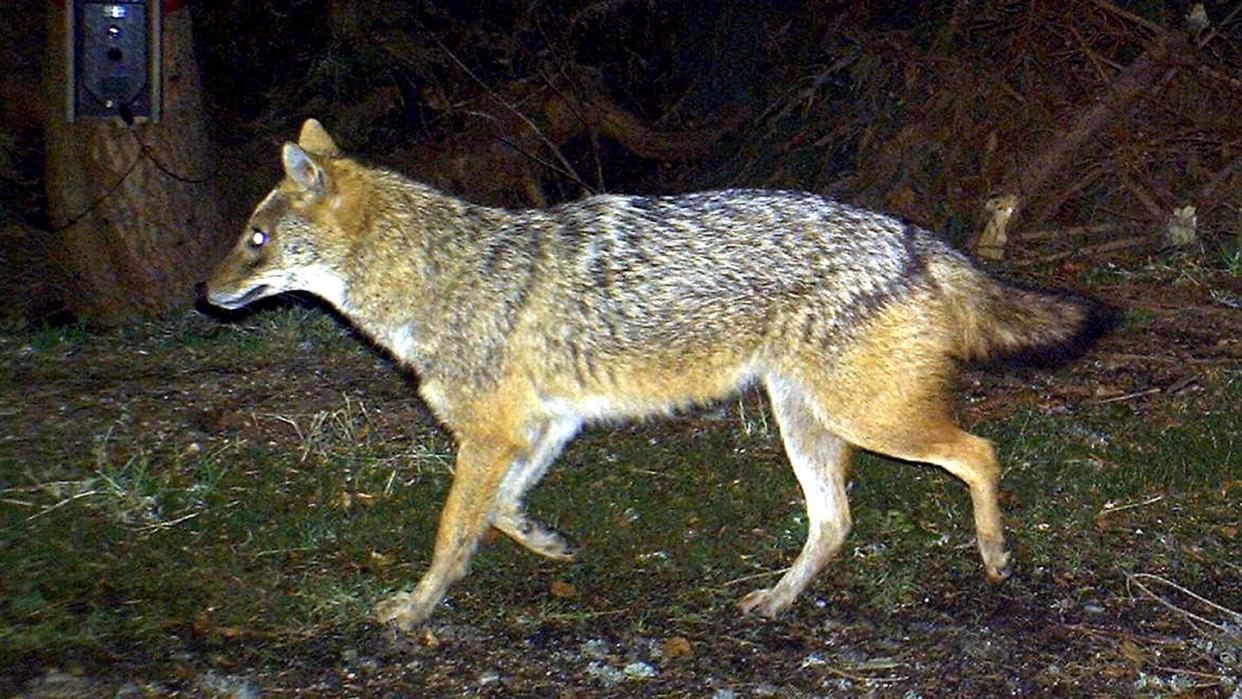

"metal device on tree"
[65,0,161,123]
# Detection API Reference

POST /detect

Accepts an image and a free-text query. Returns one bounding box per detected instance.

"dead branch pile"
[728,1,1242,260]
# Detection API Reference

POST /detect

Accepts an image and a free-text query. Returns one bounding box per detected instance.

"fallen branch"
[1014,223,1125,242]
[1012,235,1151,265]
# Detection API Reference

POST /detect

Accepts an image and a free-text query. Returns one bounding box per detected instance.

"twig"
[1068,24,1118,81]
[383,466,399,498]
[1090,0,1164,36]
[1089,374,1199,404]
[1195,152,1242,203]
[1126,573,1242,635]
[462,111,583,186]
[136,510,200,533]
[1129,573,1242,623]
[1196,2,1242,48]
[1013,235,1151,266]
[1095,494,1164,518]
[720,567,789,587]
[1152,664,1237,682]
[1014,223,1123,241]
[26,489,101,521]
[419,23,594,194]
[809,657,907,684]
[540,607,632,621]
[1091,387,1162,404]
[4,481,89,493]
[1061,623,1187,646]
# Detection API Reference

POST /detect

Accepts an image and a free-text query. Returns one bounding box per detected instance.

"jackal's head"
[205,119,354,311]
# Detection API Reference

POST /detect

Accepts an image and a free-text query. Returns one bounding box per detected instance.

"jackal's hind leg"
[492,415,581,561]
[493,510,578,561]
[738,377,852,618]
[916,431,1010,582]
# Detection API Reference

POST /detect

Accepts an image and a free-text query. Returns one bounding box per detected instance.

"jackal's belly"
[533,354,760,422]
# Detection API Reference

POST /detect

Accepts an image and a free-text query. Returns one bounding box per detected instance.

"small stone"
[623,661,657,680]
[584,661,624,685]
[581,639,610,659]
[660,636,693,660]
[197,671,260,699]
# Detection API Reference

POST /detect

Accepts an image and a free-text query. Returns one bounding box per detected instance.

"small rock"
[550,580,576,598]
[20,669,97,699]
[584,661,624,685]
[581,638,610,660]
[801,652,827,668]
[197,671,260,699]
[623,661,657,680]
[660,636,693,660]
[114,682,145,699]
[754,681,780,696]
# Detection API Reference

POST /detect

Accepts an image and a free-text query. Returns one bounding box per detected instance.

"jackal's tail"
[928,255,1114,365]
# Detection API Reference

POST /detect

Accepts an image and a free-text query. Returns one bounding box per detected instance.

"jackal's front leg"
[375,437,516,630]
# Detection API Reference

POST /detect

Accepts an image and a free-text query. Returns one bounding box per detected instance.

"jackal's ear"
[297,118,340,157]
[282,143,328,196]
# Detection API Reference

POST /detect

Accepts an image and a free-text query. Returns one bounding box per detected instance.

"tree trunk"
[43,1,223,325]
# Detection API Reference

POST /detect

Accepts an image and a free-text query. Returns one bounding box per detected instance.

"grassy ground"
[1,263,1239,697]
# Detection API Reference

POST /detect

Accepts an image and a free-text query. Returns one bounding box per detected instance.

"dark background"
[2,0,1241,324]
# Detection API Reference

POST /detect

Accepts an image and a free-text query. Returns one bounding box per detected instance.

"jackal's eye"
[248,227,268,249]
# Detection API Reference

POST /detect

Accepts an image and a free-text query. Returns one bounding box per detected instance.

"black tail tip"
[1079,296,1120,348]
[1002,293,1118,368]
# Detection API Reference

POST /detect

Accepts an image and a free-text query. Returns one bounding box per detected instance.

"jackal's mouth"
[208,283,273,309]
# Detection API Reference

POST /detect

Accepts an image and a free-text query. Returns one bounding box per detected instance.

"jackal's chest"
[381,324,419,362]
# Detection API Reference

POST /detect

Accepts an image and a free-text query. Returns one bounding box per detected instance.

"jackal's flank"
[205,119,1108,630]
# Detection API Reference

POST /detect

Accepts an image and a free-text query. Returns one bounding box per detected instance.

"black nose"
[194,282,208,301]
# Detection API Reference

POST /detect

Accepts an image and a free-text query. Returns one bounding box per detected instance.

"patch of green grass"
[10,321,94,353]
[7,378,1232,662]
[1215,215,1242,275]
[2,310,1238,687]
[0,380,453,671]
[180,302,361,358]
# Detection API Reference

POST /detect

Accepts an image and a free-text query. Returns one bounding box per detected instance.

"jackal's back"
[511,190,927,356]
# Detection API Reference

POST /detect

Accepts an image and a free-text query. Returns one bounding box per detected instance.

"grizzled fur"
[206,119,1108,630]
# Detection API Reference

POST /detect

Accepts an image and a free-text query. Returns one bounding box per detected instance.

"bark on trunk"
[43,2,223,325]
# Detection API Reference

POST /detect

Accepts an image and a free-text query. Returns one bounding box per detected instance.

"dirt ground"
[2,259,1240,697]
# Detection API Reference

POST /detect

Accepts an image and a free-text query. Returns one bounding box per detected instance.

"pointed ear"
[297,118,340,157]
[282,143,328,195]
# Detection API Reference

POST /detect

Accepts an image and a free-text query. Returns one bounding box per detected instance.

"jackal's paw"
[374,592,427,632]
[526,529,579,562]
[984,550,1012,583]
[736,588,793,619]
[495,513,579,562]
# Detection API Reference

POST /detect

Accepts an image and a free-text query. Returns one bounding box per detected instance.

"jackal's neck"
[331,172,529,379]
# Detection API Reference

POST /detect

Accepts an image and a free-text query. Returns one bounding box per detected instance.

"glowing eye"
[248,228,268,248]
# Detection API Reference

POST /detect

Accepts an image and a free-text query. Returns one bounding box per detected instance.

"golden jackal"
[205,119,1108,630]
